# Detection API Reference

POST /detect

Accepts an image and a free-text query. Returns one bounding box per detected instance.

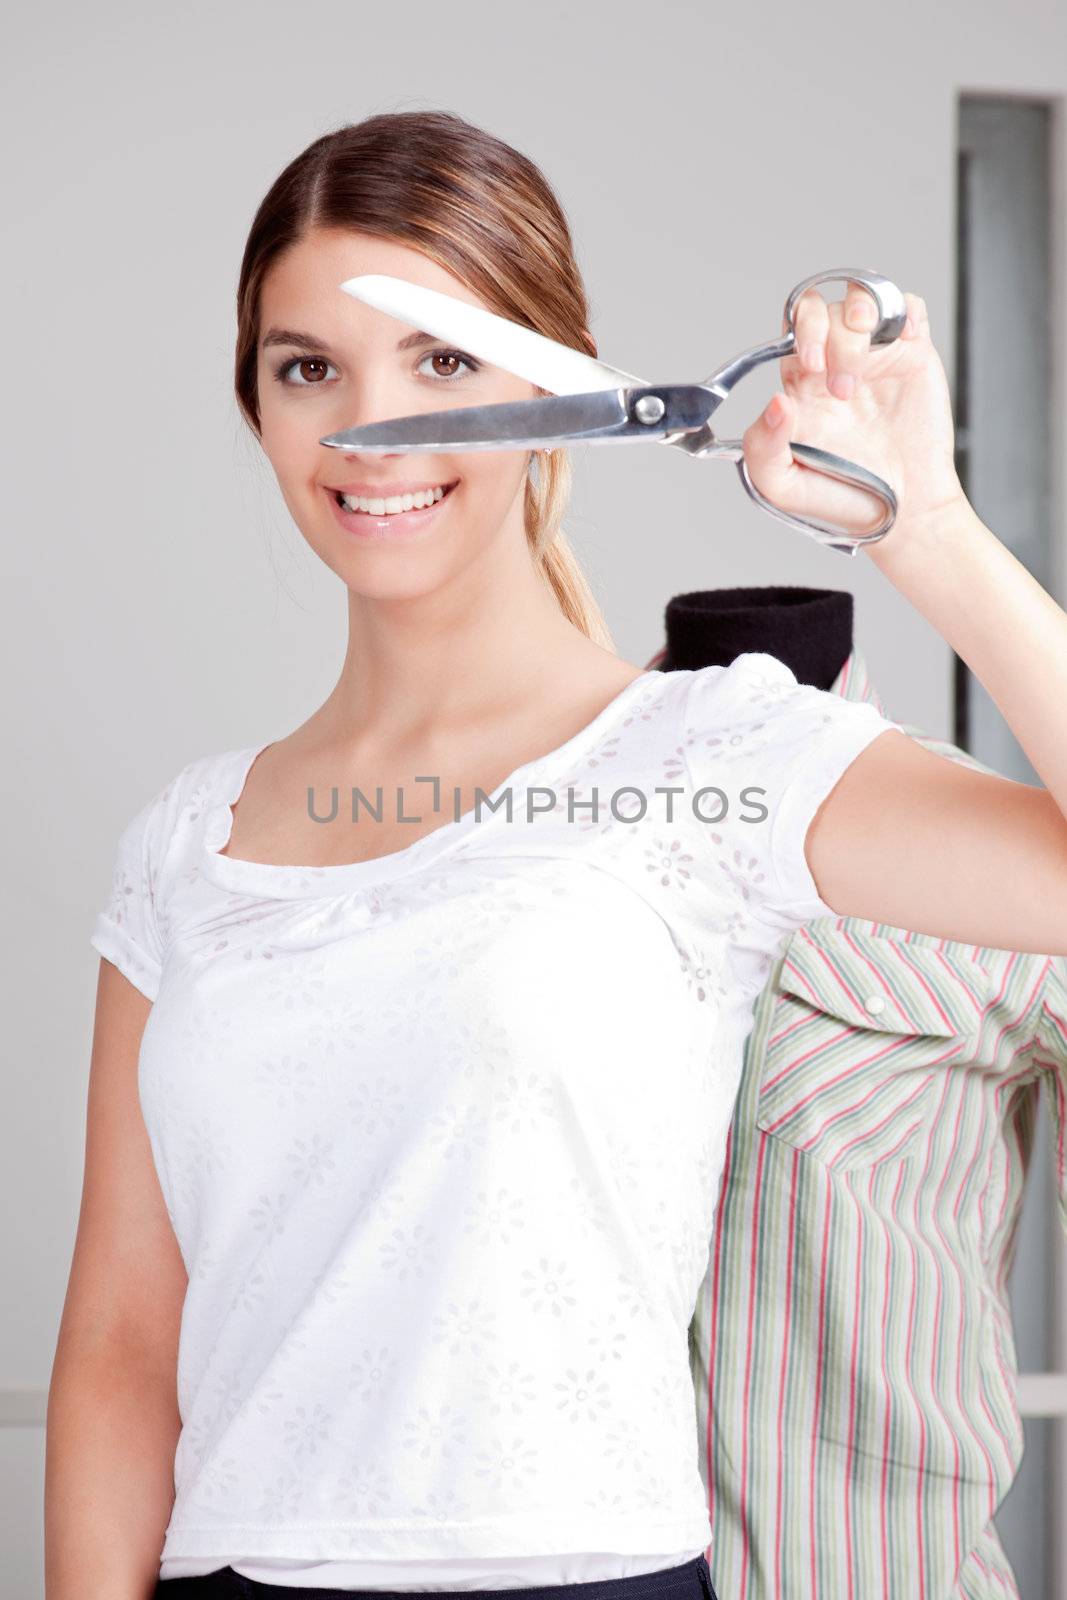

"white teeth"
[339,485,448,515]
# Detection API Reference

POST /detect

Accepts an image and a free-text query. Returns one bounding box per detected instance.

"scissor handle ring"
[735,441,898,556]
[783,268,908,349]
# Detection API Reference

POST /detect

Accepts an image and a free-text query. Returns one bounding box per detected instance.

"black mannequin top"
[658,586,854,691]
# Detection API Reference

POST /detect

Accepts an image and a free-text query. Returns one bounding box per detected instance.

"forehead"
[259,227,490,342]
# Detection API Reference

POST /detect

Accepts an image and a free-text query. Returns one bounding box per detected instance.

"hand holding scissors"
[320,269,928,556]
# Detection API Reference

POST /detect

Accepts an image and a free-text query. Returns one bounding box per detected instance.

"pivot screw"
[633,394,666,425]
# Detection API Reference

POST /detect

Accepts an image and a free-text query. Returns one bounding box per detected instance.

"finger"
[899,291,927,340]
[743,389,885,532]
[825,289,875,402]
[842,284,879,335]
[791,288,830,376]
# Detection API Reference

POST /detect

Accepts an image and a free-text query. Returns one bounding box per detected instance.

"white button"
[864,994,886,1015]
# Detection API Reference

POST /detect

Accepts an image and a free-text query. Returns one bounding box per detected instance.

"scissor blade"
[339,273,646,394]
[320,385,714,453]
[322,390,630,451]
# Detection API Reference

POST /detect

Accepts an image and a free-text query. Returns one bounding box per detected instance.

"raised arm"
[739,287,1067,955]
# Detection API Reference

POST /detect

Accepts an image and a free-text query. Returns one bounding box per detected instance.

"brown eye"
[275,356,339,387]
[416,349,480,383]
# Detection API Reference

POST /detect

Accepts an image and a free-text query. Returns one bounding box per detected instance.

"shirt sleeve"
[90,782,175,1002]
[682,650,907,933]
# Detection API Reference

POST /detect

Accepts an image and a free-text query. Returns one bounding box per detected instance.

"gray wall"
[4,1,1066,1593]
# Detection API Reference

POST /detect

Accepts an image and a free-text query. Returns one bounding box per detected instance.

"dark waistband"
[155,1553,718,1600]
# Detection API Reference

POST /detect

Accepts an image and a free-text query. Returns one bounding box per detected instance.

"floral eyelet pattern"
[88,651,902,1574]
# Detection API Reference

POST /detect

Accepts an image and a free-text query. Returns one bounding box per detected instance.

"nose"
[321,395,417,463]
[320,407,409,463]
[334,447,411,465]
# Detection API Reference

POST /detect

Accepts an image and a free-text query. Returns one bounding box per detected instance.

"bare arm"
[799,477,1067,953]
[45,958,188,1600]
[736,287,1067,954]
[805,725,1067,953]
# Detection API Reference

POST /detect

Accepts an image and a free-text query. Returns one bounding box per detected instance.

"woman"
[46,109,1067,1600]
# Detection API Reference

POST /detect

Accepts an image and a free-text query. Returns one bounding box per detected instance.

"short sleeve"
[683,651,906,932]
[90,783,174,1001]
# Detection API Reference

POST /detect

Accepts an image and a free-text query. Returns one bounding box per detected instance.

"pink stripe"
[904,1116,930,1600]
[706,1127,734,1533]
[968,943,1035,1515]
[989,1052,1045,1242]
[1033,959,1067,1196]
[837,925,986,1036]
[853,1116,930,1167]
[843,1182,863,1600]
[968,1081,1022,1493]
[924,1071,963,1572]
[932,944,988,1022]
[837,925,913,1026]
[773,1146,801,1600]
[886,938,965,1033]
[762,1027,902,1104]
[1042,960,1067,1045]
[795,940,872,1017]
[974,1338,1017,1503]
[809,1173,833,1595]
[971,1068,1040,1492]
[877,1163,907,1596]
[986,952,1032,1060]
[1051,1069,1067,1189]
[797,1069,938,1157]
[766,1007,821,1053]
[764,1031,954,1141]
[838,925,950,1031]
[947,1083,1001,1513]
[737,1135,769,1600]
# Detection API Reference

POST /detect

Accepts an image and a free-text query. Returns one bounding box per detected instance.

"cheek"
[256,376,320,461]
[465,452,529,506]
[256,402,286,461]
[257,410,315,485]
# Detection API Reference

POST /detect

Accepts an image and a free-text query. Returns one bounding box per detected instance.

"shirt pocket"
[754,922,992,1170]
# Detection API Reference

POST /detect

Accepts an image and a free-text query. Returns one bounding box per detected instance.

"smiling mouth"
[331,480,459,515]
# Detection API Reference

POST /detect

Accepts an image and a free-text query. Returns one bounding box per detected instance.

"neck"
[661,586,854,691]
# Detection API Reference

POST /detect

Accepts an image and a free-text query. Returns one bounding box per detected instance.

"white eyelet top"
[88,654,901,1588]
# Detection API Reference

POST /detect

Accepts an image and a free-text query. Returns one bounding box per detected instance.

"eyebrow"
[260,326,439,354]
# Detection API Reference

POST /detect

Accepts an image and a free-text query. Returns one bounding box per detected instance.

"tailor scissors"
[320,267,907,556]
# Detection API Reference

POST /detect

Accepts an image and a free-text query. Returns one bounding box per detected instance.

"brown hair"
[234,110,614,650]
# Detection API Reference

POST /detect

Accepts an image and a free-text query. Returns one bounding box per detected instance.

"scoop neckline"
[199,669,662,900]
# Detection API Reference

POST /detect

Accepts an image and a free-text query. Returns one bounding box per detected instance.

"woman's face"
[255,227,542,599]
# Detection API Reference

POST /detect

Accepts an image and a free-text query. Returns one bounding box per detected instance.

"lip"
[325,480,457,540]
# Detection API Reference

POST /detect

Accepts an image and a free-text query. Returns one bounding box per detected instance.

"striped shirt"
[669,642,1067,1600]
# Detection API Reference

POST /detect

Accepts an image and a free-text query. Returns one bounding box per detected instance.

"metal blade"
[339,273,646,394]
[320,385,714,453]
[322,390,629,451]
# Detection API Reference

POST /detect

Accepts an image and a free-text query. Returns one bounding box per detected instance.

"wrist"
[864,484,986,577]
